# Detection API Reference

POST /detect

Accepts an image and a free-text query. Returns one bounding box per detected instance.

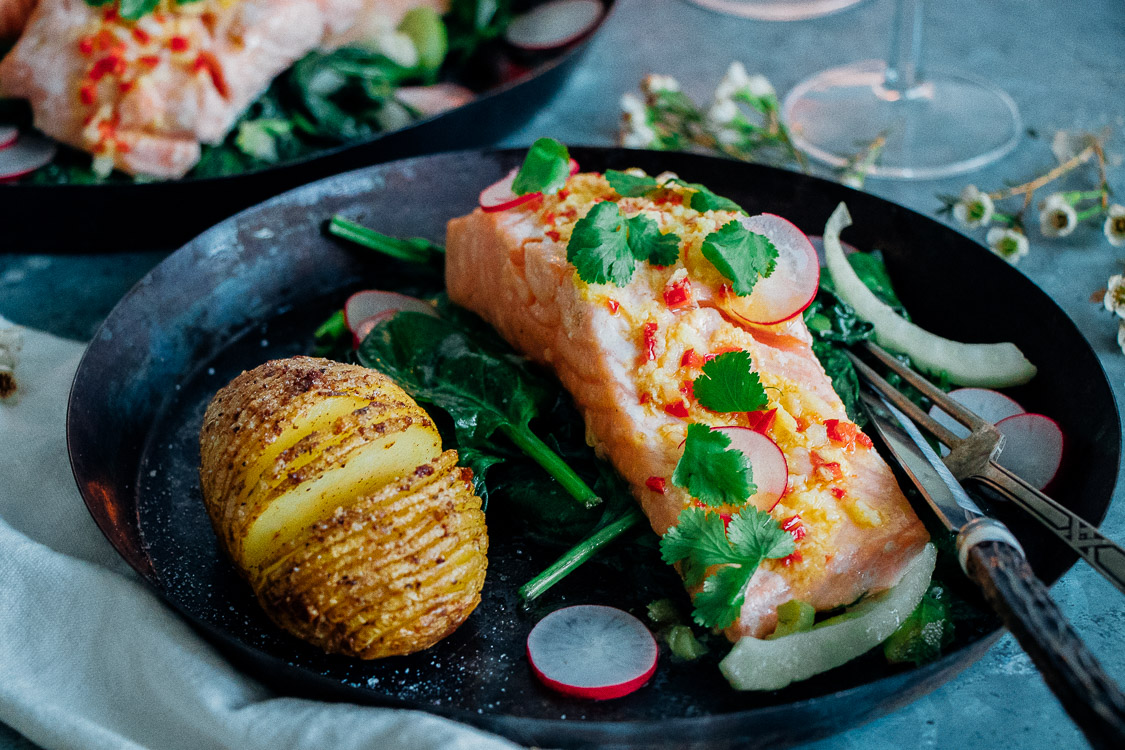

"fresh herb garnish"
[567,202,683,285]
[660,506,794,628]
[668,179,744,213]
[626,213,681,266]
[701,220,778,296]
[605,169,661,197]
[512,137,572,196]
[692,350,768,413]
[672,423,754,506]
[883,583,954,665]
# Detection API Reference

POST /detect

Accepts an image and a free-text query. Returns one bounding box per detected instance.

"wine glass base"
[684,0,866,21]
[782,60,1022,180]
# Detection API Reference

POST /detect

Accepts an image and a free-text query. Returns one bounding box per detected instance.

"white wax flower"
[1117,320,1125,356]
[952,185,994,229]
[1103,204,1125,247]
[986,227,1029,264]
[1038,193,1078,238]
[1104,274,1125,319]
[642,74,681,95]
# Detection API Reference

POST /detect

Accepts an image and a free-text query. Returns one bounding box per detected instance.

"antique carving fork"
[847,341,1125,595]
[851,341,1125,746]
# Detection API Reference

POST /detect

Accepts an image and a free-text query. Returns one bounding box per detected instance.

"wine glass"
[781,0,1022,179]
[684,0,865,22]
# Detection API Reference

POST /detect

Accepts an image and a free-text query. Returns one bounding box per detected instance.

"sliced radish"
[721,214,820,326]
[344,290,437,346]
[479,168,540,212]
[0,134,56,180]
[569,157,580,176]
[929,387,1025,446]
[395,83,476,118]
[527,605,657,700]
[0,126,17,150]
[505,0,604,52]
[994,412,1064,490]
[721,543,936,690]
[824,202,1036,387]
[713,426,788,511]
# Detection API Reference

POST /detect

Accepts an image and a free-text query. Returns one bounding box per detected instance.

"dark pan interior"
[0,1,616,253]
[67,148,1120,749]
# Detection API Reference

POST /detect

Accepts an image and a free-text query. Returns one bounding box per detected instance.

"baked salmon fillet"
[445,171,930,640]
[0,0,445,177]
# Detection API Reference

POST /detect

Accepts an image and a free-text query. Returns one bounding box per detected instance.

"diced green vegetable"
[666,625,709,661]
[883,583,955,665]
[767,600,815,639]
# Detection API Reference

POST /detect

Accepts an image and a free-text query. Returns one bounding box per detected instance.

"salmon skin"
[445,171,930,640]
[0,0,446,178]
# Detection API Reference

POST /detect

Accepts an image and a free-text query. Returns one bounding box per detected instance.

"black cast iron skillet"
[0,1,615,253]
[67,147,1120,749]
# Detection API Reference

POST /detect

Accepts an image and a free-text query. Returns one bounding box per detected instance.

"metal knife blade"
[858,389,986,533]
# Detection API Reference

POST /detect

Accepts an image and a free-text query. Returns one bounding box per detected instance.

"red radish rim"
[995,412,1064,491]
[0,134,57,180]
[343,290,436,334]
[505,0,604,52]
[947,388,1025,421]
[569,157,580,176]
[527,605,658,700]
[0,126,17,151]
[480,167,541,213]
[713,426,789,511]
[725,213,821,326]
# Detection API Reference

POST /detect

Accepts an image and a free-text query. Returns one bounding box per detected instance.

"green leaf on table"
[671,423,754,507]
[512,137,571,196]
[701,220,778,296]
[692,350,768,413]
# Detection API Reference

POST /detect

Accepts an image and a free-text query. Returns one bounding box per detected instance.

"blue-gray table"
[2,0,1123,747]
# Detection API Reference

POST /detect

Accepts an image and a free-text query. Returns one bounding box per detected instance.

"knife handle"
[975,462,1125,597]
[965,539,1125,748]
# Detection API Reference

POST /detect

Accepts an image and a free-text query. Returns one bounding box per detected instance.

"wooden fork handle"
[975,462,1125,596]
[965,540,1125,748]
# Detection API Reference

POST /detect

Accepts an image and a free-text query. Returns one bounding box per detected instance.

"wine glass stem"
[884,0,924,92]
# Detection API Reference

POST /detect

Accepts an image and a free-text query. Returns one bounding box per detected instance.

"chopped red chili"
[745,408,776,434]
[662,278,692,309]
[679,379,694,400]
[664,400,690,418]
[680,348,705,368]
[645,476,666,494]
[642,322,658,361]
[545,229,561,242]
[781,514,806,541]
[132,27,151,44]
[830,487,846,499]
[169,36,189,53]
[606,298,620,314]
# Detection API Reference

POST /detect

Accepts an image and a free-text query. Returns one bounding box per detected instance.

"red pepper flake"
[664,400,689,418]
[119,80,135,94]
[810,451,843,481]
[642,322,658,361]
[93,29,116,51]
[782,514,806,541]
[79,83,97,106]
[679,379,695,401]
[830,487,846,499]
[781,551,804,567]
[78,36,95,55]
[645,476,666,494]
[169,36,190,53]
[638,392,651,405]
[193,51,228,98]
[856,432,873,449]
[545,229,561,242]
[794,415,810,432]
[132,27,151,44]
[704,345,743,362]
[542,211,556,225]
[103,6,118,22]
[606,298,620,314]
[662,278,692,309]
[680,348,705,368]
[557,189,569,200]
[719,513,732,529]
[139,55,161,68]
[745,408,777,434]
[89,55,123,82]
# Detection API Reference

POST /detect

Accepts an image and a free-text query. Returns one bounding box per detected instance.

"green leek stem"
[314,309,347,341]
[328,215,444,264]
[519,509,644,602]
[499,424,601,509]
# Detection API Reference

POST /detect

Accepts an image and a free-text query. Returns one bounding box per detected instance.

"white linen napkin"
[0,318,521,750]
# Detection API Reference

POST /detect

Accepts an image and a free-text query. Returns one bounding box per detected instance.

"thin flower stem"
[1076,206,1106,222]
[1061,189,1107,204]
[987,145,1096,201]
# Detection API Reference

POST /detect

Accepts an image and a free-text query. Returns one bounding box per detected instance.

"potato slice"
[255,451,489,659]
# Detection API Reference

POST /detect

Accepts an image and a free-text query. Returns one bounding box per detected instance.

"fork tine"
[845,351,965,448]
[860,342,988,432]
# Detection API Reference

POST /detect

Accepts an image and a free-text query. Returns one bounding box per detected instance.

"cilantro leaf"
[626,213,681,266]
[512,137,571,196]
[567,201,634,285]
[672,423,754,506]
[606,169,660,197]
[668,179,744,213]
[659,505,795,628]
[692,350,768,413]
[701,220,779,296]
[119,0,160,19]
[726,506,795,561]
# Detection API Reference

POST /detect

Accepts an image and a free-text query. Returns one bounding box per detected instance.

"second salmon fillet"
[445,169,929,640]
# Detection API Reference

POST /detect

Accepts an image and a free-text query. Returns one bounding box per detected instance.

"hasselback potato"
[198,356,488,658]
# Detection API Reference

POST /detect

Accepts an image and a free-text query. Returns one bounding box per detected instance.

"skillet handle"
[965,539,1125,749]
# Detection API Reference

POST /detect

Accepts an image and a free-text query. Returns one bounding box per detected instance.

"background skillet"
[67,148,1120,749]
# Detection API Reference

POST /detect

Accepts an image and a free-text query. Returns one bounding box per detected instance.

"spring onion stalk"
[328,215,445,264]
[499,424,601,509]
[519,508,644,602]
